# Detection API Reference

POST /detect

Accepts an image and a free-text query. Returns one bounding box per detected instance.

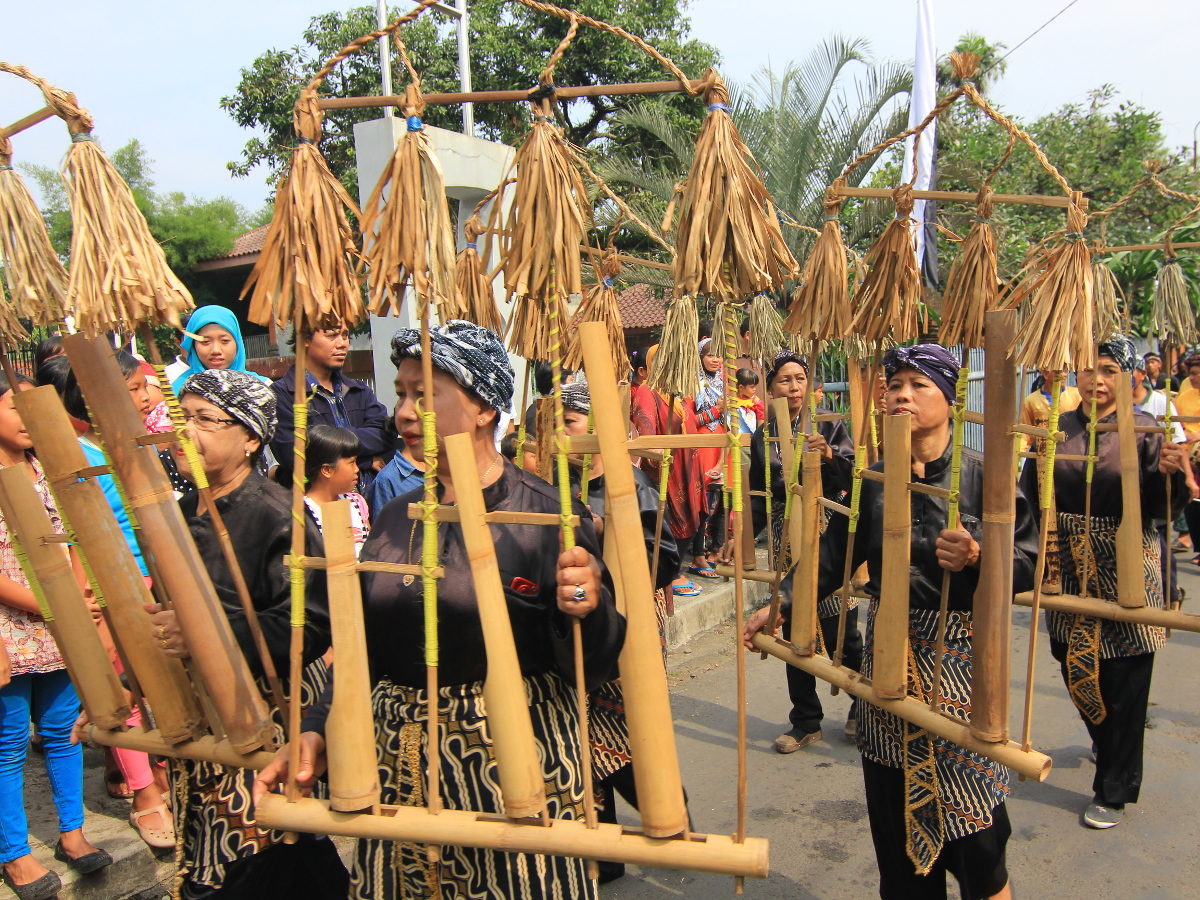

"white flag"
[902,0,937,268]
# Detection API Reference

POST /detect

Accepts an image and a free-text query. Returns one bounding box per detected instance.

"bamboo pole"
[787,451,822,656]
[970,310,1017,744]
[580,321,687,839]
[87,726,276,770]
[0,464,130,731]
[1013,591,1200,631]
[444,434,547,818]
[286,312,308,804]
[317,78,707,110]
[0,105,55,138]
[321,499,381,813]
[1113,378,1146,608]
[873,414,911,700]
[758,399,799,659]
[838,185,1071,209]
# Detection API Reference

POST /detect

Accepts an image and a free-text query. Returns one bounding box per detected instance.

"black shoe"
[1,870,62,900]
[53,842,113,875]
[597,859,626,884]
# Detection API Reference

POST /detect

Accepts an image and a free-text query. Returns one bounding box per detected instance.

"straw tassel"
[1009,193,1094,371]
[453,214,504,333]
[672,71,799,300]
[360,80,457,322]
[647,296,699,399]
[850,185,922,345]
[1091,257,1125,339]
[748,293,785,362]
[1152,254,1198,348]
[0,134,66,335]
[565,248,627,376]
[939,187,999,349]
[242,91,364,332]
[785,183,850,343]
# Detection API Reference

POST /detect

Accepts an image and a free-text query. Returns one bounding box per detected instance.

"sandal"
[687,565,720,580]
[1,870,61,900]
[672,581,701,597]
[105,769,133,800]
[130,804,176,849]
[53,842,113,875]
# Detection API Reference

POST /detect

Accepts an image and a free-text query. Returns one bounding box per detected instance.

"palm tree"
[936,32,1007,95]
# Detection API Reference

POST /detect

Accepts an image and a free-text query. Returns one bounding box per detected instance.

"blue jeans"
[0,669,84,862]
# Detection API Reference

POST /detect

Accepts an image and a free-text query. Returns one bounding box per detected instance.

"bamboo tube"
[12,387,203,742]
[0,465,129,731]
[847,357,864,448]
[321,500,381,813]
[444,433,547,818]
[580,322,687,838]
[1013,591,1200,632]
[87,726,275,770]
[970,310,1017,743]
[1113,378,1145,608]
[739,461,756,570]
[759,399,800,656]
[873,414,911,700]
[750,633,1052,782]
[286,311,309,808]
[255,795,769,878]
[60,334,274,753]
[787,451,822,656]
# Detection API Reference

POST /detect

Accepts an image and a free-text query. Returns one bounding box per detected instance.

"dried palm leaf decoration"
[786,183,850,344]
[0,62,192,336]
[850,184,924,345]
[748,292,786,362]
[939,186,999,349]
[1091,258,1125,339]
[647,296,699,399]
[454,213,505,333]
[565,247,627,376]
[1153,253,1198,349]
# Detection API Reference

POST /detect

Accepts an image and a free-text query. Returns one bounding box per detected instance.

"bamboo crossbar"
[750,633,1052,781]
[1013,592,1200,632]
[838,186,1070,209]
[816,497,851,516]
[86,726,276,770]
[813,413,846,423]
[1093,423,1167,434]
[317,78,708,111]
[520,440,663,463]
[0,105,54,138]
[963,411,986,426]
[405,504,579,527]
[566,433,751,452]
[1009,424,1063,439]
[286,556,445,578]
[1019,452,1089,461]
[1099,240,1200,254]
[854,469,950,499]
[255,795,768,878]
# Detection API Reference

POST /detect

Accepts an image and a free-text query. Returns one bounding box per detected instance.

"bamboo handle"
[873,414,911,700]
[1114,378,1146,608]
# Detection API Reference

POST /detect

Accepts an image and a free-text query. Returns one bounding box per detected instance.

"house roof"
[618,283,666,330]
[192,225,268,272]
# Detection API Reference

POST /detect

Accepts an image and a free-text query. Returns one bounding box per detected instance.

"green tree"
[221,1,719,199]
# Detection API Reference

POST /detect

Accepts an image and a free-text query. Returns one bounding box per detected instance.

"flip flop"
[105,769,133,800]
[672,582,701,597]
[687,565,721,579]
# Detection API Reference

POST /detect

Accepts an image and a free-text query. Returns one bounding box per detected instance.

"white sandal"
[130,804,175,849]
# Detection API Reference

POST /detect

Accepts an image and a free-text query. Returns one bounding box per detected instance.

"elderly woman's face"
[885,368,951,436]
[769,362,808,415]
[393,358,494,462]
[1077,358,1124,412]
[176,392,260,484]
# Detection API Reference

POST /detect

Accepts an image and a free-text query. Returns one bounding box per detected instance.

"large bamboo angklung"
[444,432,547,820]
[786,450,822,656]
[0,464,130,731]
[60,333,274,753]
[872,414,912,700]
[580,321,688,839]
[320,499,381,814]
[1113,378,1146,608]
[13,386,203,742]
[970,310,1018,743]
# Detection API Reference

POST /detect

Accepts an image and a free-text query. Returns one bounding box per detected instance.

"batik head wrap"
[560,374,591,415]
[1097,334,1136,372]
[765,351,809,388]
[390,320,514,414]
[881,344,960,403]
[180,369,277,443]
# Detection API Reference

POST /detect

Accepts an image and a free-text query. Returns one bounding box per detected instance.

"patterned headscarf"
[560,374,591,414]
[765,351,808,387]
[882,344,960,403]
[390,320,514,414]
[1097,334,1137,372]
[695,338,724,416]
[180,369,277,443]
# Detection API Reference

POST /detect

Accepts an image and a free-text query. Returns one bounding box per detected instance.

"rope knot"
[407,115,424,132]
[70,133,94,143]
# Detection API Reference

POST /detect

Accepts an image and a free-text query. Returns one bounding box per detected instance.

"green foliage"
[220,1,718,200]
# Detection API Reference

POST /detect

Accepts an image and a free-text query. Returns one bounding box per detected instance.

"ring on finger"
[572,584,587,602]
[156,626,167,640]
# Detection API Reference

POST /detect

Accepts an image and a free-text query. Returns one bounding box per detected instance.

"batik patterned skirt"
[353,671,595,900]
[770,501,856,622]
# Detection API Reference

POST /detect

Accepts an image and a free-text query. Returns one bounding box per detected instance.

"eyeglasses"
[183,412,240,433]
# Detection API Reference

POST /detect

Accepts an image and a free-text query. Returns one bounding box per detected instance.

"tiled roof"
[212,225,268,260]
[618,283,666,330]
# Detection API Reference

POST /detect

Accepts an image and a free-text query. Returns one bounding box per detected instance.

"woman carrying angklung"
[1018,335,1188,830]
[254,321,624,900]
[747,343,1039,900]
[748,351,857,753]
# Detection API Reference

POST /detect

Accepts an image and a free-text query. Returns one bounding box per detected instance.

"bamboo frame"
[786,451,822,656]
[838,185,1071,209]
[1113,378,1146,608]
[0,105,54,138]
[86,726,276,769]
[1013,592,1200,632]
[316,78,707,110]
[873,414,911,700]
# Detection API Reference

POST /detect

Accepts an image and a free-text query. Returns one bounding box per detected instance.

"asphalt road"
[605,550,1200,900]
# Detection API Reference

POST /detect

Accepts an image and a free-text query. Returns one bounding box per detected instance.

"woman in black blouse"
[255,321,623,900]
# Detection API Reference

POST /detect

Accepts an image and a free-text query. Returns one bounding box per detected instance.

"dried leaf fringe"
[243,93,364,333]
[565,248,627,376]
[453,214,504,333]
[0,137,64,338]
[748,292,786,362]
[1152,257,1198,347]
[672,71,798,300]
[708,301,735,363]
[360,84,457,322]
[1091,258,1124,340]
[785,184,850,342]
[501,101,588,359]
[939,189,998,349]
[1008,195,1094,371]
[850,187,922,345]
[647,295,699,398]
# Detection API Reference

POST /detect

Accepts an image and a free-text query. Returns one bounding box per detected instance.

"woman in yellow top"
[1019,369,1082,450]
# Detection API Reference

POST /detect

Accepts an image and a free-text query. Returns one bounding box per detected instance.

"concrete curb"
[666,570,772,650]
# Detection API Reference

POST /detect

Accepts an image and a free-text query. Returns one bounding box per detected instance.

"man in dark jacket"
[271,324,389,492]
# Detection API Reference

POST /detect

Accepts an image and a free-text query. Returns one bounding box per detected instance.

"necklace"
[480,454,504,483]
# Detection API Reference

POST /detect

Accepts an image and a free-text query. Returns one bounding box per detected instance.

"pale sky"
[2,1,1195,215]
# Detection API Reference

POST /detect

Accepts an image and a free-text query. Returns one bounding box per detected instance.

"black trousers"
[1050,639,1155,807]
[784,608,863,734]
[182,835,349,899]
[1158,524,1180,604]
[862,756,1011,900]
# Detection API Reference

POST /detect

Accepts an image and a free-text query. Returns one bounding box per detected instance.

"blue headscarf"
[172,305,255,393]
[882,343,961,403]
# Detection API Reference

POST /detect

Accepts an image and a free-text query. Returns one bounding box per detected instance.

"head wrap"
[1143,351,1161,363]
[173,305,254,394]
[698,337,712,357]
[560,375,591,414]
[390,320,514,413]
[180,369,277,443]
[1095,334,1136,372]
[881,344,960,403]
[765,351,808,387]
